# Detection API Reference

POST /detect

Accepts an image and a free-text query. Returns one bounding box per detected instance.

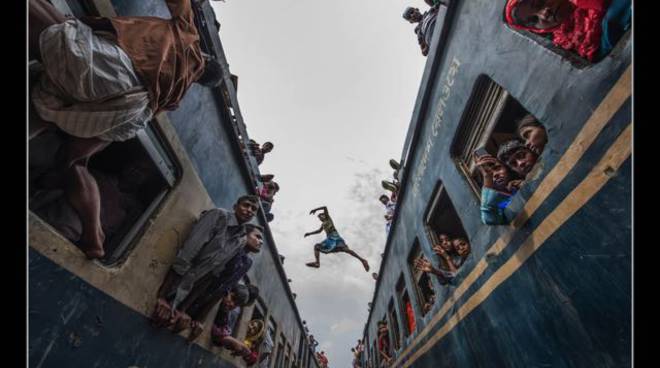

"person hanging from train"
[28,0,224,259]
[414,234,472,280]
[402,2,441,57]
[382,159,401,201]
[304,206,370,271]
[504,0,631,62]
[166,222,264,342]
[210,284,261,366]
[151,195,259,329]
[379,195,396,234]
[257,174,279,222]
[377,320,393,367]
[239,319,274,368]
[249,140,274,166]
[517,114,548,155]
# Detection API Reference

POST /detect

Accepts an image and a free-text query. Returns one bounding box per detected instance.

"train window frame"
[450,76,538,200]
[423,182,469,249]
[396,275,416,337]
[387,299,402,351]
[28,118,182,266]
[502,3,631,68]
[407,239,437,317]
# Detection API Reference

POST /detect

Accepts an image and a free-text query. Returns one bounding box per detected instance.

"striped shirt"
[31,20,153,142]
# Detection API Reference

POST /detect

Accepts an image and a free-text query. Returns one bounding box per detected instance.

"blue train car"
[28,1,320,367]
[361,1,630,367]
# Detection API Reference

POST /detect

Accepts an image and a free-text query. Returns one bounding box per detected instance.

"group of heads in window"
[476,114,547,225]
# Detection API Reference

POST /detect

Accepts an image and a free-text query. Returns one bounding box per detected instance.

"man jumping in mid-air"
[304,206,370,271]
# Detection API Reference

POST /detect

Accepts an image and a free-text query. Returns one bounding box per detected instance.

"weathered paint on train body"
[29,1,319,368]
[362,1,630,367]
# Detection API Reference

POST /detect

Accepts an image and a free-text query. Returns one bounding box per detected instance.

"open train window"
[424,183,468,245]
[396,275,416,337]
[502,1,631,67]
[29,121,180,266]
[407,240,437,315]
[387,299,401,351]
[450,76,535,198]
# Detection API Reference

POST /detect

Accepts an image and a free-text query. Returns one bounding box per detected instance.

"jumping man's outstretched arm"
[304,225,324,238]
[309,206,328,215]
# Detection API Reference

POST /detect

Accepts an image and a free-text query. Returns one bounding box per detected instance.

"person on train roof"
[497,139,539,178]
[210,284,261,365]
[402,4,441,57]
[28,0,223,259]
[151,195,260,330]
[257,174,279,222]
[474,152,523,225]
[504,0,631,62]
[304,206,370,272]
[379,195,396,234]
[517,114,548,155]
[249,140,274,166]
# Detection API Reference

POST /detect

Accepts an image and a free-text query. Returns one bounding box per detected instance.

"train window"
[387,299,401,351]
[451,76,513,197]
[407,240,437,315]
[396,275,416,337]
[424,183,468,246]
[29,121,180,266]
[503,1,631,66]
[451,77,549,224]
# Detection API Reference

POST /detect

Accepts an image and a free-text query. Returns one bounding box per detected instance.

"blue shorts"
[317,232,346,253]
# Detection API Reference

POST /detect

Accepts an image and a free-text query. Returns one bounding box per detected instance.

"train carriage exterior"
[361,1,631,367]
[28,1,320,367]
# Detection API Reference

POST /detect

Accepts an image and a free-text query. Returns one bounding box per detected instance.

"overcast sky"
[211,1,429,366]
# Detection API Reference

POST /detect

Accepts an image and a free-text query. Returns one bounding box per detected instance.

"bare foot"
[151,298,172,327]
[305,262,320,268]
[361,260,370,272]
[80,227,105,259]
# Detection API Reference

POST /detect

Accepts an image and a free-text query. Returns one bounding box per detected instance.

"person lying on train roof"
[517,114,548,155]
[151,195,259,328]
[166,223,264,341]
[210,284,260,365]
[304,206,370,271]
[249,140,274,166]
[504,0,631,62]
[474,153,523,225]
[402,4,440,57]
[28,0,223,259]
[377,321,393,367]
[379,195,396,234]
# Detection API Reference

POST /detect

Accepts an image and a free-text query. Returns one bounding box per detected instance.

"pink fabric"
[505,0,608,61]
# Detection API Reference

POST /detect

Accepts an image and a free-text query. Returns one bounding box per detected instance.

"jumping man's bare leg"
[341,247,370,272]
[306,245,321,268]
